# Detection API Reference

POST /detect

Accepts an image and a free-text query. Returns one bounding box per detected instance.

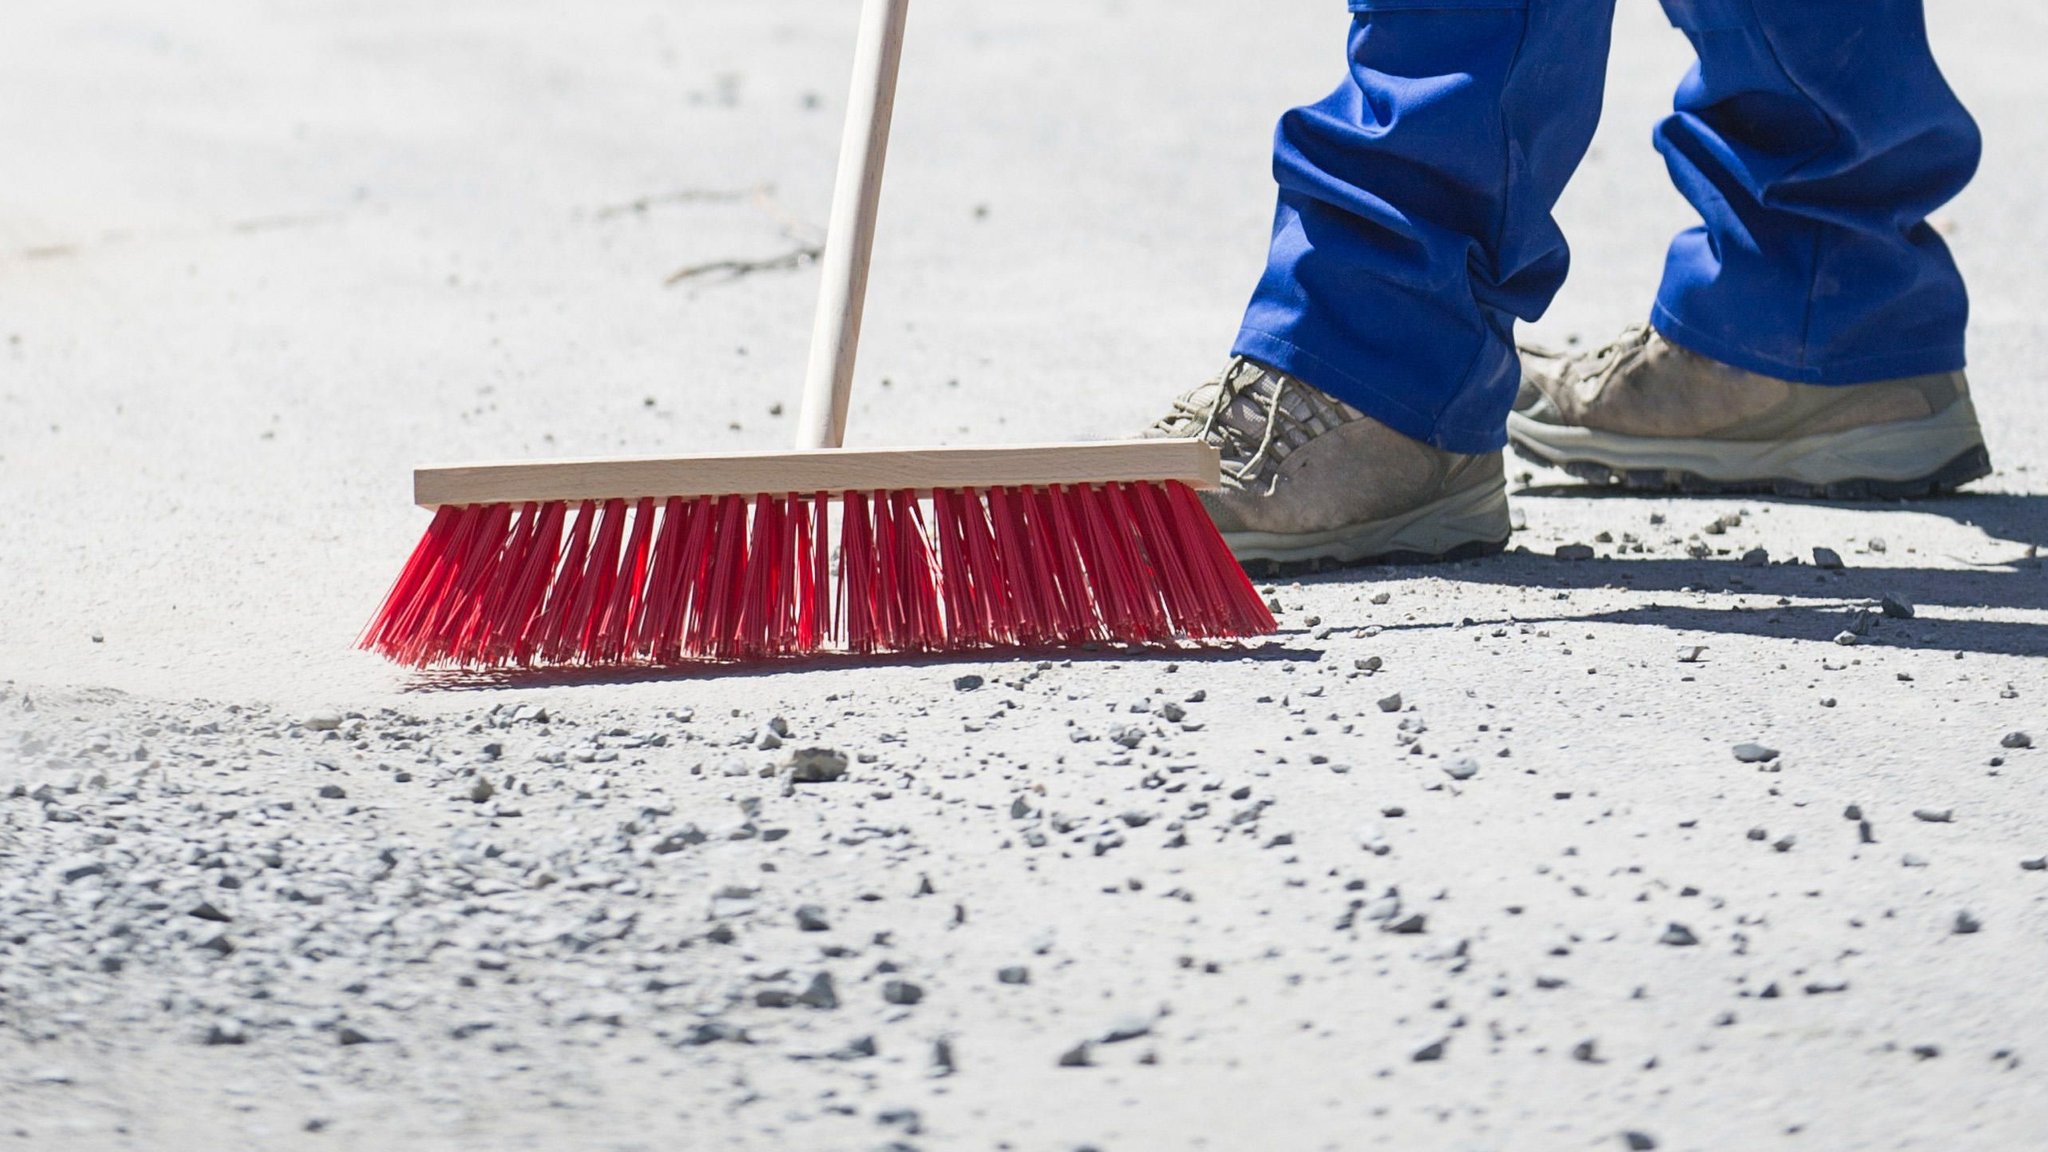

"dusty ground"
[3,2,2045,1150]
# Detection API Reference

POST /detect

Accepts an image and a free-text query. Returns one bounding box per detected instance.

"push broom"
[358,0,1274,669]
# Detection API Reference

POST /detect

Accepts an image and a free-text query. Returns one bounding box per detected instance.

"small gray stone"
[1659,923,1699,947]
[953,674,985,692]
[1101,1016,1153,1044]
[1953,911,1983,935]
[318,784,347,800]
[1556,544,1595,561]
[1377,693,1403,713]
[1412,1039,1447,1062]
[788,748,850,784]
[1741,547,1770,567]
[58,858,105,884]
[796,905,831,932]
[1623,1134,1659,1151]
[188,900,231,923]
[1880,595,1916,620]
[1444,758,1479,782]
[468,776,495,804]
[1833,631,1860,647]
[203,1021,248,1046]
[1913,808,1954,823]
[1812,547,1845,570]
[1057,1041,1094,1067]
[996,966,1030,985]
[882,980,924,1006]
[336,1026,373,1047]
[798,972,839,1009]
[2020,858,2046,872]
[304,712,344,732]
[1108,725,1144,749]
[2001,731,2033,750]
[1733,743,1780,764]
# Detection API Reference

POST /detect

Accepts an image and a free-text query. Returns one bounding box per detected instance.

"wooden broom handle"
[797,0,912,452]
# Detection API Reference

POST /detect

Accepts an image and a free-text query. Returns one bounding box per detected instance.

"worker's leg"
[1231,0,1619,455]
[1650,0,1980,382]
[1509,0,1990,497]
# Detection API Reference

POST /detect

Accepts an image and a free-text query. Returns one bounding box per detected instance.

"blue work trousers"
[1236,0,1981,454]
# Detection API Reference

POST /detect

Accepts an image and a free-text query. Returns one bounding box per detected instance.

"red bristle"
[1070,485,1141,638]
[696,494,750,660]
[936,487,998,648]
[591,499,647,663]
[633,497,688,661]
[1099,483,1173,641]
[810,492,833,645]
[869,491,904,651]
[892,490,943,651]
[360,504,460,657]
[457,501,539,665]
[792,495,818,649]
[840,491,875,654]
[385,503,475,664]
[413,504,507,665]
[737,494,782,658]
[1165,481,1277,635]
[496,501,566,665]
[1037,487,1104,643]
[560,498,627,664]
[530,500,596,663]
[956,487,1013,645]
[670,495,718,659]
[984,486,1047,645]
[1125,482,1212,637]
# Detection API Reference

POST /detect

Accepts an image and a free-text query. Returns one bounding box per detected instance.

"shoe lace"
[1582,323,1652,387]
[1169,357,1296,492]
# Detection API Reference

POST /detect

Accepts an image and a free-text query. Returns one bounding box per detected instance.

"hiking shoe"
[1510,324,1992,498]
[1146,357,1509,574]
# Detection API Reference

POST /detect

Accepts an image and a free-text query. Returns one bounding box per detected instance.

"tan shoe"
[1147,358,1509,574]
[1510,324,1991,497]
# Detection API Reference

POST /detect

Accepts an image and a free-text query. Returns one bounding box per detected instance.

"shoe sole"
[1223,477,1511,578]
[1505,397,1993,499]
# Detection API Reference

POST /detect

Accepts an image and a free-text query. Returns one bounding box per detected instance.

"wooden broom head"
[411,440,1221,508]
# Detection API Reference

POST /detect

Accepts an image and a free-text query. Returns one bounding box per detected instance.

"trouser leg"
[1651,0,1980,383]
[1235,0,1617,454]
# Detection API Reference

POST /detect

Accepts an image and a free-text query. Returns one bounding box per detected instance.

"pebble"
[1443,759,1479,781]
[788,748,850,784]
[1101,1016,1153,1044]
[2001,732,2033,750]
[2021,858,2047,872]
[1953,911,1983,935]
[1412,1039,1447,1062]
[1377,694,1403,713]
[997,966,1030,985]
[318,784,347,800]
[468,777,494,804]
[1812,547,1844,570]
[1880,595,1916,620]
[1732,743,1779,764]
[953,675,984,692]
[1057,1041,1094,1067]
[304,712,344,732]
[1832,631,1859,646]
[1624,1134,1659,1151]
[1659,923,1699,947]
[1741,547,1770,567]
[795,905,831,932]
[882,980,925,1006]
[1556,544,1595,561]
[798,972,840,1010]
[1913,808,1955,824]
